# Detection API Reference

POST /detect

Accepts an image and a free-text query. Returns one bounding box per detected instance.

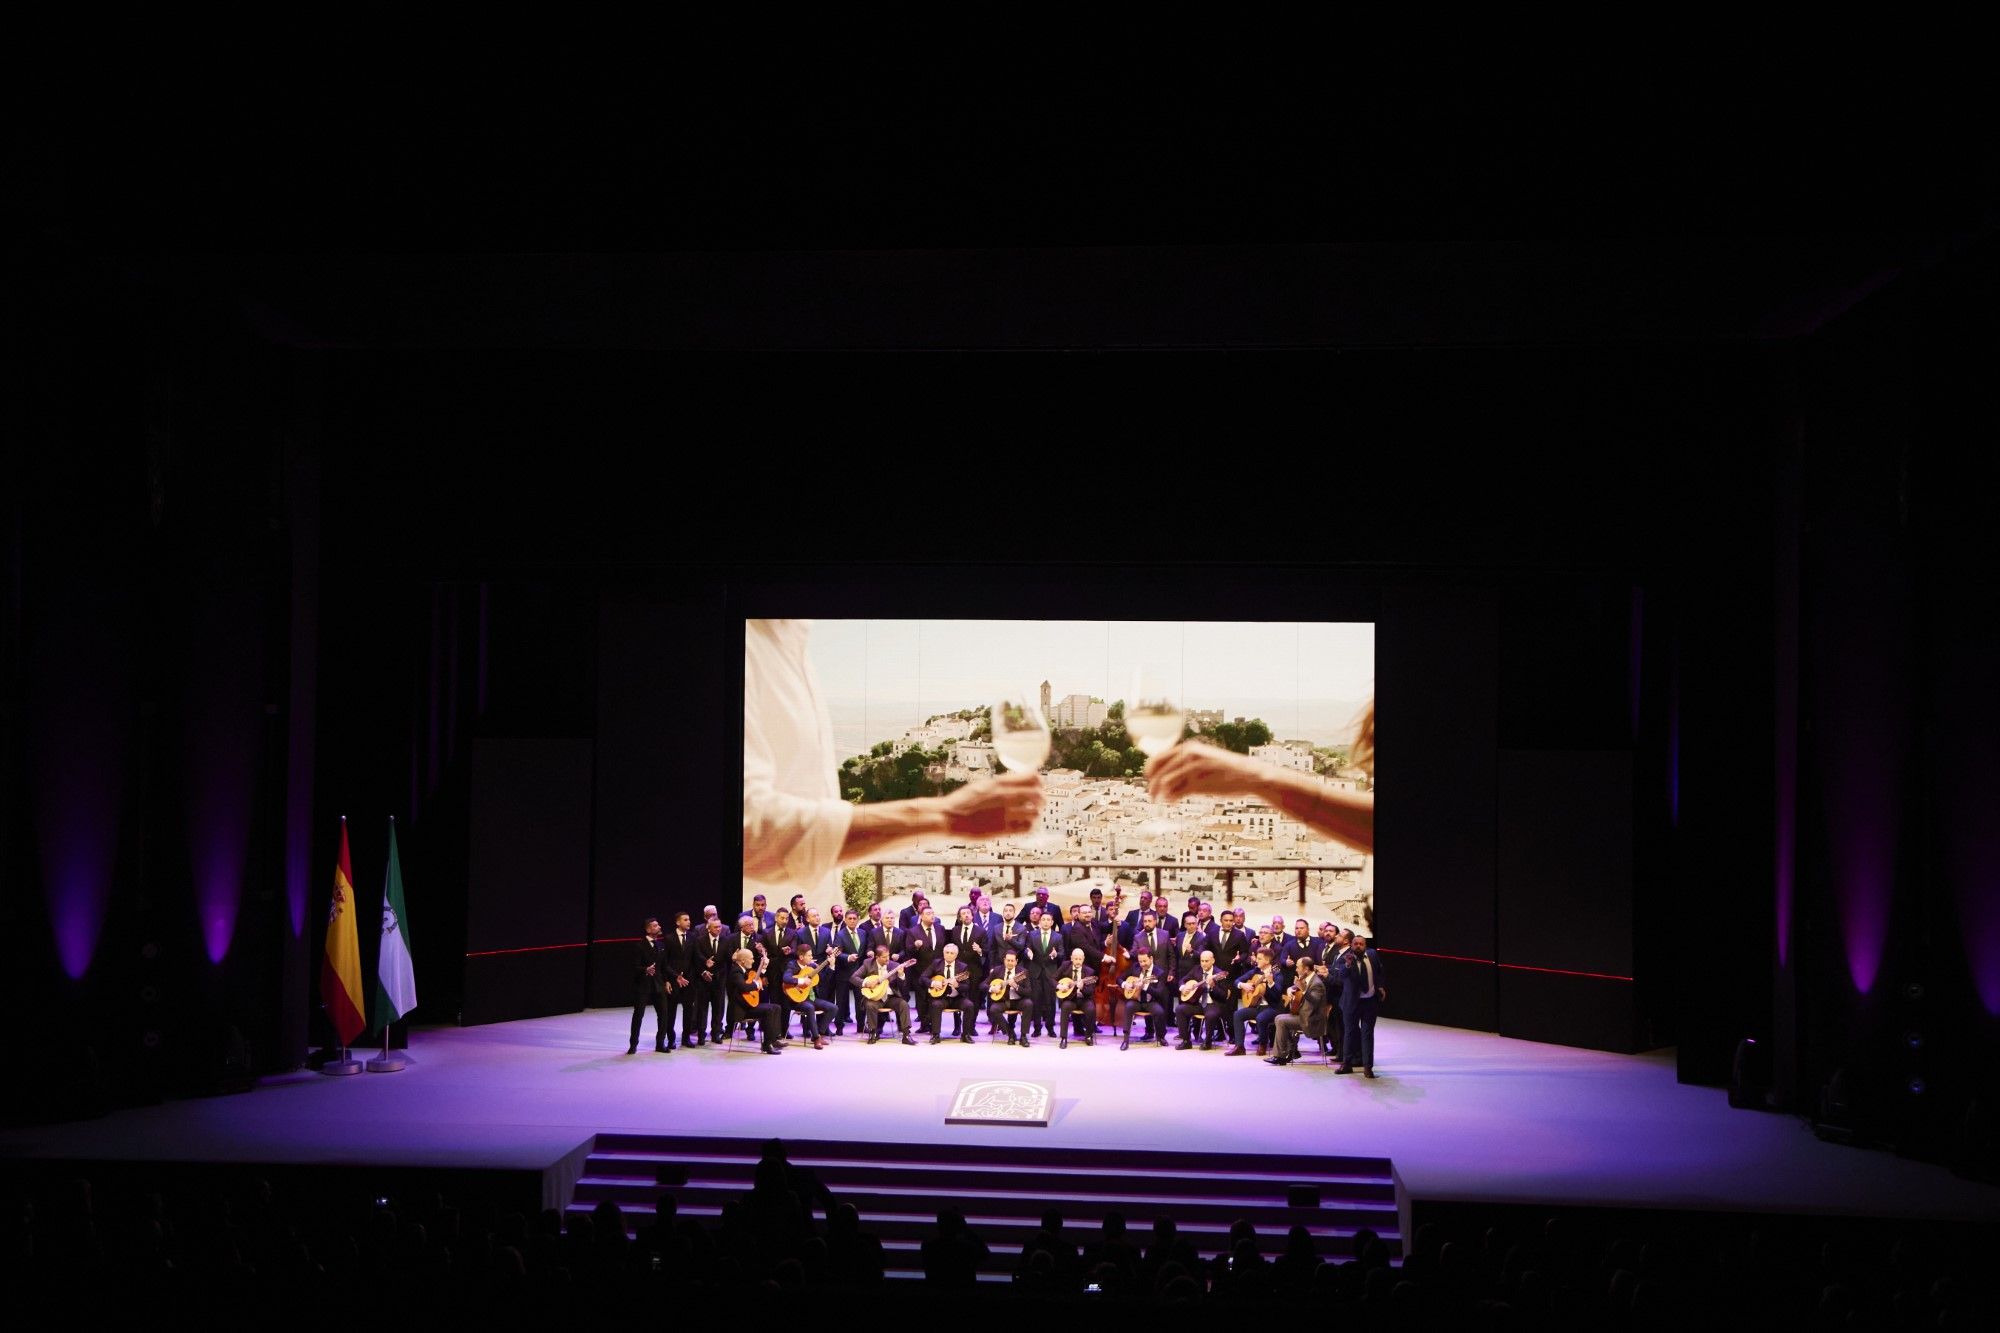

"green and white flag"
[373,818,418,1030]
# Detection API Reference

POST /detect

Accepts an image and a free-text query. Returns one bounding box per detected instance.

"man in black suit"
[1119,946,1171,1050]
[728,914,773,1039]
[821,907,865,1037]
[1129,911,1173,979]
[1054,948,1098,1049]
[629,918,675,1054]
[1064,904,1107,970]
[1333,935,1383,1077]
[1151,895,1179,940]
[1170,910,1204,1034]
[729,948,783,1054]
[902,905,944,1019]
[970,893,1003,951]
[1022,910,1065,1038]
[781,942,833,1050]
[657,911,695,1048]
[688,916,732,1044]
[748,894,776,933]
[857,945,916,1045]
[1174,949,1229,1050]
[985,945,1036,1047]
[947,906,988,1036]
[922,944,976,1045]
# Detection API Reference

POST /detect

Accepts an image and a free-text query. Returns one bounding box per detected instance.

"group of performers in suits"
[630,886,1384,1073]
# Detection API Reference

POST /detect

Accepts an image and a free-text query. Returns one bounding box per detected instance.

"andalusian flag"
[372,817,417,1031]
[320,816,366,1046]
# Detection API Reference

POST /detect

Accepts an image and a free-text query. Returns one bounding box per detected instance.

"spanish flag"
[321,816,367,1046]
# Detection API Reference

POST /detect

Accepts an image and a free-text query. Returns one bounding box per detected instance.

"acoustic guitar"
[858,958,914,1002]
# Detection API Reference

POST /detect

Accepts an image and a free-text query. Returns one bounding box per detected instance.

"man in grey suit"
[1266,955,1329,1066]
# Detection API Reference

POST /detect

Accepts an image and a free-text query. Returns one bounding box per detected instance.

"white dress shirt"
[742,619,852,899]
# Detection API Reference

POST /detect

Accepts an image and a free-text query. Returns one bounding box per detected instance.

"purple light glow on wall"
[1809,541,1909,996]
[27,586,131,980]
[183,575,264,965]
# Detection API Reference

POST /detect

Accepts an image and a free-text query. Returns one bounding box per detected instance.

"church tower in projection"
[1040,680,1051,718]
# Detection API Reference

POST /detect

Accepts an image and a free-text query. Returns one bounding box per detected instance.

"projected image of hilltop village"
[809,620,1374,932]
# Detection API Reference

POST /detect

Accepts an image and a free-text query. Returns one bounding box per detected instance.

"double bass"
[1093,888,1128,1027]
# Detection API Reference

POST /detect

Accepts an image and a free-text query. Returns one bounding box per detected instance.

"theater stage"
[3,1014,1995,1222]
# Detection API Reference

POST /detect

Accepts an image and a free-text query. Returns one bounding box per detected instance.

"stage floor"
[3,1012,1995,1221]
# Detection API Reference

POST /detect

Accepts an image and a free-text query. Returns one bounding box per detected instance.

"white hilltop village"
[864,686,1374,930]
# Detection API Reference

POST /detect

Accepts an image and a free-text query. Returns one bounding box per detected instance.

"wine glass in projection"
[1127,666,1186,836]
[991,690,1057,848]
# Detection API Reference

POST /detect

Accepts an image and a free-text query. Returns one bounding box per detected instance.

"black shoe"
[626,1044,638,1055]
[1177,1041,1192,1050]
[1020,1038,1032,1049]
[655,1045,668,1053]
[1085,1035,1094,1047]
[1119,1038,1130,1051]
[961,1034,974,1044]
[901,1034,917,1046]
[711,1033,726,1044]
[761,1043,780,1054]
[1363,1069,1377,1079]
[1334,1065,1352,1074]
[1202,1042,1214,1051]
[867,1033,880,1045]
[833,1024,844,1037]
[929,1034,940,1045]
[1059,1036,1068,1050]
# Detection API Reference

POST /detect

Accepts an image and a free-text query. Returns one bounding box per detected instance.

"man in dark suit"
[1151,895,1180,940]
[902,906,946,1032]
[922,944,976,1045]
[897,892,933,933]
[1333,934,1383,1077]
[781,942,833,1050]
[948,906,988,1036]
[1171,910,1204,1037]
[985,945,1036,1047]
[970,893,1003,951]
[656,912,695,1048]
[629,918,675,1054]
[1130,911,1173,979]
[821,907,865,1037]
[1054,948,1098,1049]
[860,902,899,959]
[688,916,732,1044]
[1174,949,1229,1050]
[1064,904,1107,970]
[729,948,783,1054]
[1278,919,1315,972]
[728,914,773,1038]
[857,945,916,1045]
[1119,890,1156,947]
[1022,910,1065,1038]
[748,894,776,933]
[1268,955,1330,1066]
[1118,946,1171,1050]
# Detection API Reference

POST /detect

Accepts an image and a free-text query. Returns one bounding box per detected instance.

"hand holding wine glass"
[985,690,1054,846]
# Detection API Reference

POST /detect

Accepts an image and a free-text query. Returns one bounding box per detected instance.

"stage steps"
[568,1133,1402,1281]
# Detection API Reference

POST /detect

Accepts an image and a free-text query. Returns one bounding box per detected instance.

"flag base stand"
[320,1045,364,1076]
[365,1052,409,1073]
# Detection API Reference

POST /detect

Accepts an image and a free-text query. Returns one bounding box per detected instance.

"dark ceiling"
[20,60,1993,350]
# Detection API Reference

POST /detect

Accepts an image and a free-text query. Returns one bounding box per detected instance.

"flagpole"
[321,1029,362,1076]
[366,1025,408,1073]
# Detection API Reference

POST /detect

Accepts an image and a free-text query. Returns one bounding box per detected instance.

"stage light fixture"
[1905,1031,1924,1051]
[1908,1078,1927,1097]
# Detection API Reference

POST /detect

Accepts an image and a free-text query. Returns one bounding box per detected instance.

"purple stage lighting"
[27,586,131,980]
[183,574,264,964]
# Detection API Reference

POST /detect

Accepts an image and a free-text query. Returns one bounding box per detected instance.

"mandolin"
[1178,975,1205,1002]
[988,971,1023,1001]
[928,968,965,999]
